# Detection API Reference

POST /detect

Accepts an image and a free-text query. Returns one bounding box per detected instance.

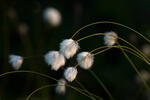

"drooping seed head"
[64,67,77,82]
[104,31,118,46]
[44,51,65,71]
[60,39,79,59]
[77,52,94,69]
[55,78,66,95]
[9,55,24,70]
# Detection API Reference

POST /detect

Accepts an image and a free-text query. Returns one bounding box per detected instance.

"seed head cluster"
[8,31,118,95]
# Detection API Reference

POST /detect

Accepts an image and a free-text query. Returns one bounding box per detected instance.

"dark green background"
[0,0,150,100]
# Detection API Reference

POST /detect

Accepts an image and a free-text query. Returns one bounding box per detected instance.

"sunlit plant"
[2,20,150,100]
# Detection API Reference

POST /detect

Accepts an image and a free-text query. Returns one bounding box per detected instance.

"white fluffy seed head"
[55,78,66,95]
[9,55,23,70]
[77,52,94,70]
[64,67,77,82]
[43,7,61,27]
[60,39,79,59]
[104,31,118,46]
[44,51,65,71]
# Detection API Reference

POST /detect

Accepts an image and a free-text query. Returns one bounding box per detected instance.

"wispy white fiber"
[77,52,94,69]
[64,67,77,82]
[9,55,23,70]
[104,31,118,46]
[44,51,65,71]
[60,39,79,59]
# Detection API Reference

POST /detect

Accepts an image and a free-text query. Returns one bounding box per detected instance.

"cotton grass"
[9,55,23,70]
[77,52,94,69]
[60,39,79,59]
[44,51,65,71]
[64,67,77,82]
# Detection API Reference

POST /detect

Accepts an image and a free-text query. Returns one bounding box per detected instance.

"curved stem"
[0,70,58,81]
[74,46,110,68]
[72,85,104,100]
[117,43,150,92]
[74,32,150,65]
[120,46,150,65]
[118,37,150,63]
[77,33,104,42]
[26,84,57,100]
[94,47,112,56]
[120,48,149,63]
[0,70,103,100]
[89,69,114,100]
[71,21,150,43]
[75,79,96,100]
[26,84,103,100]
[93,45,150,65]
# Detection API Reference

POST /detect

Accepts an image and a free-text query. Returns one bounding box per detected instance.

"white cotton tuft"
[43,7,61,27]
[9,55,23,70]
[77,52,94,69]
[55,78,66,95]
[60,39,79,59]
[64,67,77,82]
[104,31,118,46]
[44,51,65,71]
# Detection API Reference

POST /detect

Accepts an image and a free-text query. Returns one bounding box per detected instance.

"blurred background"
[1,0,150,100]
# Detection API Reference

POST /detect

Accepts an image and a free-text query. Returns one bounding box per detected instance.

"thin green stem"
[89,69,114,100]
[75,79,96,100]
[0,70,58,82]
[26,84,57,100]
[71,21,150,43]
[90,45,149,64]
[120,46,150,65]
[77,33,104,42]
[122,48,148,62]
[118,37,150,63]
[26,84,103,100]
[74,46,110,68]
[117,43,150,92]
[94,47,112,56]
[73,85,104,100]
[0,70,103,100]
[74,32,150,65]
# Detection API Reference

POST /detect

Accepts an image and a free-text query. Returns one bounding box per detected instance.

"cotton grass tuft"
[60,39,79,59]
[64,67,77,82]
[77,52,94,69]
[104,31,118,46]
[9,55,23,70]
[44,51,65,71]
